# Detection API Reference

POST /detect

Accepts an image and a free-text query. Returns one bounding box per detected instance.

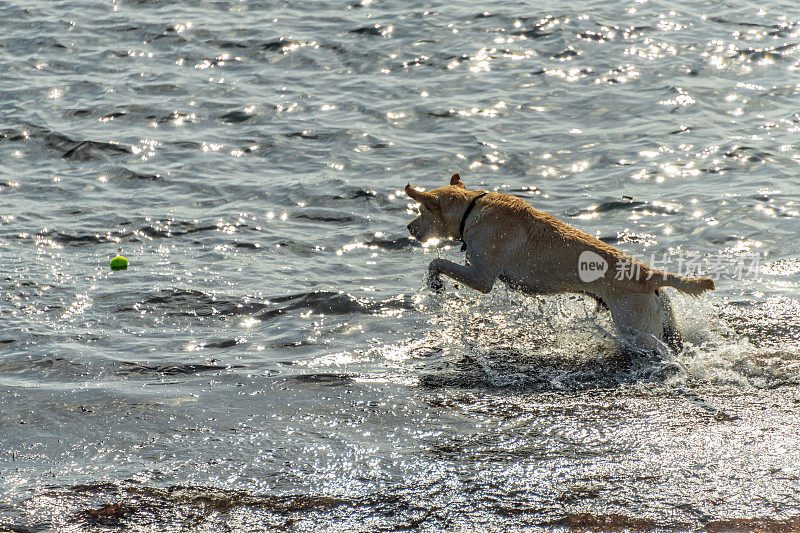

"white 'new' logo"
[578,250,608,283]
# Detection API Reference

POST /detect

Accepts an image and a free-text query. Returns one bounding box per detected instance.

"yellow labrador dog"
[405,173,715,352]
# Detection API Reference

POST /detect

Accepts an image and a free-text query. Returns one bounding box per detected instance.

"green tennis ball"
[110,256,128,271]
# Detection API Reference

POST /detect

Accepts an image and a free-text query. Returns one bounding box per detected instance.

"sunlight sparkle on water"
[241,317,261,328]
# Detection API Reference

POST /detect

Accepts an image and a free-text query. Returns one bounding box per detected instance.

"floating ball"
[110,256,128,271]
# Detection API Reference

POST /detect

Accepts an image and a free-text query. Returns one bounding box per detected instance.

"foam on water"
[396,279,800,394]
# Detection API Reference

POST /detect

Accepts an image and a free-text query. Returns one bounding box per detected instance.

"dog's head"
[405,173,468,242]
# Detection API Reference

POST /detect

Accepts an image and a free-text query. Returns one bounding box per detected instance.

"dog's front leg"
[427,258,496,294]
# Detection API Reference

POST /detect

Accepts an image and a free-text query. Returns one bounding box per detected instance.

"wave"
[121,289,415,322]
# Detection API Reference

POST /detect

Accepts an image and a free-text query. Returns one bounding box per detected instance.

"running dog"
[405,173,715,352]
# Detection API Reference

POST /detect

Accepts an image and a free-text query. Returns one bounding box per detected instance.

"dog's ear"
[405,183,441,211]
[449,173,466,189]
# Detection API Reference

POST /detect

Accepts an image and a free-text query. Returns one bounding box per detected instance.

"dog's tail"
[650,271,715,296]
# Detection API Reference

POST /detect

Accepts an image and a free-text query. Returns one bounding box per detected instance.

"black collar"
[458,192,488,252]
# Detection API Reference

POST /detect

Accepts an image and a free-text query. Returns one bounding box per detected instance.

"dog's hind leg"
[606,292,670,354]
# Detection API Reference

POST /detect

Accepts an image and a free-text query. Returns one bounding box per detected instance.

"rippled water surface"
[2,0,800,530]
